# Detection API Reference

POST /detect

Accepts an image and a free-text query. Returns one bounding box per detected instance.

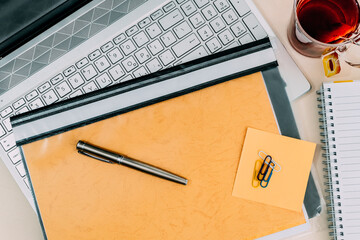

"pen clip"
[78,150,114,164]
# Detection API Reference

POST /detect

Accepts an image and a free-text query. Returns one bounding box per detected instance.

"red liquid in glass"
[297,0,360,44]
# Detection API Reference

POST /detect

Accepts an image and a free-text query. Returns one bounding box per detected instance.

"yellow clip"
[252,160,263,188]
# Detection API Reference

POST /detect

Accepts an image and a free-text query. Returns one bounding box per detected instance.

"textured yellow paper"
[232,128,316,212]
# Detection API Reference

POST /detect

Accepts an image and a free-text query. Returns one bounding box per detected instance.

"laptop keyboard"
[0,0,267,203]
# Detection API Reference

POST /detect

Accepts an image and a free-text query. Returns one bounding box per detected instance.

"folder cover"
[12,44,306,239]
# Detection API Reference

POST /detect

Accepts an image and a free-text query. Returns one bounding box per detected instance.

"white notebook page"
[323,81,360,240]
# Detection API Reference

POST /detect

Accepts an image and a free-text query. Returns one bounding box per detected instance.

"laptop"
[0,0,311,211]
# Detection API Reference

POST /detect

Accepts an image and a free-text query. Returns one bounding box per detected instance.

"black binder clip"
[253,151,281,188]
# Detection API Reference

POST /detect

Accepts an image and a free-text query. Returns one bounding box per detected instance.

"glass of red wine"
[288,0,360,67]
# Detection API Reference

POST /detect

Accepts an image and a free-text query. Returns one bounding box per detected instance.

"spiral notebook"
[318,81,360,240]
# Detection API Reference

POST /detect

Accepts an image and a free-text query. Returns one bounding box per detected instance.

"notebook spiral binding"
[317,87,343,240]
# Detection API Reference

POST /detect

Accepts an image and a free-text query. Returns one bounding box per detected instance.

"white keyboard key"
[3,118,12,131]
[159,9,184,30]
[94,56,111,72]
[198,25,213,40]
[109,65,125,80]
[214,0,230,12]
[210,17,226,32]
[122,56,138,72]
[42,90,59,105]
[146,58,163,73]
[202,5,217,20]
[29,98,45,110]
[172,34,200,57]
[38,82,51,93]
[160,32,177,47]
[100,41,114,53]
[159,50,175,65]
[138,17,151,28]
[135,48,151,64]
[16,162,26,177]
[107,48,123,64]
[25,90,38,102]
[181,1,197,16]
[17,106,29,114]
[51,74,64,85]
[222,9,238,25]
[63,66,76,77]
[83,81,98,93]
[133,31,150,47]
[224,40,240,49]
[133,67,148,78]
[0,125,5,138]
[23,177,30,189]
[81,65,98,80]
[68,73,85,89]
[146,23,162,39]
[120,39,137,56]
[194,0,209,8]
[13,98,26,110]
[230,21,247,37]
[126,25,139,36]
[243,13,267,40]
[1,106,13,118]
[148,40,164,55]
[206,37,222,52]
[173,21,192,39]
[8,147,22,164]
[121,75,133,82]
[55,82,72,98]
[218,29,234,45]
[163,1,176,12]
[88,49,101,60]
[76,58,89,69]
[0,133,16,151]
[96,73,112,88]
[113,33,126,44]
[69,89,83,98]
[151,9,164,20]
[229,0,250,16]
[239,33,254,44]
[190,13,205,28]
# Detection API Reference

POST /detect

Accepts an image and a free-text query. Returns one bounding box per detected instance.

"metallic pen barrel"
[77,141,119,163]
[118,156,188,185]
[77,141,187,185]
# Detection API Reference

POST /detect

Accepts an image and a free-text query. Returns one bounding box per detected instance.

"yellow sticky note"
[232,128,316,212]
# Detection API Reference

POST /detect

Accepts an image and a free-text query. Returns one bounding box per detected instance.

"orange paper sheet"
[232,128,316,212]
[22,73,306,240]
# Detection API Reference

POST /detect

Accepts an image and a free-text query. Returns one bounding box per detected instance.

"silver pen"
[76,141,188,185]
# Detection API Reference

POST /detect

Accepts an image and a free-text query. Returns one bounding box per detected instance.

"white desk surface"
[1,0,359,239]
